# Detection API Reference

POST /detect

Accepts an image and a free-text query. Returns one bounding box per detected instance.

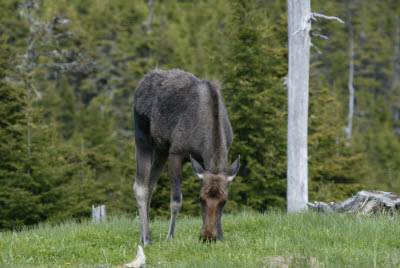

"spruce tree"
[221,0,288,211]
[0,54,34,228]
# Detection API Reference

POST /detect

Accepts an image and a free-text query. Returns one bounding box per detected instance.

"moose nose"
[200,229,217,242]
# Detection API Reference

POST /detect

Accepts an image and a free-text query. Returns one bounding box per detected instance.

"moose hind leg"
[133,144,153,246]
[166,154,183,242]
[146,149,169,223]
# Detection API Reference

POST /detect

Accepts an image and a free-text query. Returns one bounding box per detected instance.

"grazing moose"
[133,69,240,246]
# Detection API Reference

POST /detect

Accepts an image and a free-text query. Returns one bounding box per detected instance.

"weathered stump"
[92,205,106,222]
[307,190,400,215]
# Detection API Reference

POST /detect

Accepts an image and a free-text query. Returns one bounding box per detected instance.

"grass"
[1,211,400,267]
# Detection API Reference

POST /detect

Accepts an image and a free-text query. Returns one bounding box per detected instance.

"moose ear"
[190,155,205,179]
[227,155,240,182]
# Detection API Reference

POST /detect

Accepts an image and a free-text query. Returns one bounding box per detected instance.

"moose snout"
[200,228,217,242]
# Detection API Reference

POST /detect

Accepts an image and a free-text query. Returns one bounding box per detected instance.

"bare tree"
[142,0,154,34]
[346,4,355,140]
[286,1,344,212]
[286,0,311,212]
[17,0,44,168]
[392,15,399,92]
[393,14,400,123]
[345,0,355,142]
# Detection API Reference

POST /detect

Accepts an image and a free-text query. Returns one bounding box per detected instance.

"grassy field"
[1,211,400,267]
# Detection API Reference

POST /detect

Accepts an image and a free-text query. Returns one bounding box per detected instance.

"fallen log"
[307,190,400,214]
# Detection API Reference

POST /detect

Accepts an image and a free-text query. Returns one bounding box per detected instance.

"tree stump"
[92,205,106,222]
[307,191,400,215]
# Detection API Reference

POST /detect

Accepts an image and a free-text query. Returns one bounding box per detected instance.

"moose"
[133,69,240,246]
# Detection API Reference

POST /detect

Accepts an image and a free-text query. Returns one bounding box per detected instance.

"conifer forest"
[1,0,399,228]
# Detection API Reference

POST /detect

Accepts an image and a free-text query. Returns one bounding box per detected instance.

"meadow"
[1,211,400,267]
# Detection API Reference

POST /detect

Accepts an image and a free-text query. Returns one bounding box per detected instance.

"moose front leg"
[217,204,225,239]
[166,154,183,242]
[217,217,223,239]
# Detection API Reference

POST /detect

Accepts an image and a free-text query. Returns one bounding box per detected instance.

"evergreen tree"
[221,0,288,211]
[307,79,366,202]
[0,54,33,228]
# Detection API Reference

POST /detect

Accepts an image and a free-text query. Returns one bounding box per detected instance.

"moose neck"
[203,82,228,172]
[203,145,228,172]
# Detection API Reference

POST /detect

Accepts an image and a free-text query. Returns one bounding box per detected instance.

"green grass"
[1,211,400,267]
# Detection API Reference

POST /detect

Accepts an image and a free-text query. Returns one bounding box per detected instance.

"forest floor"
[0,211,399,267]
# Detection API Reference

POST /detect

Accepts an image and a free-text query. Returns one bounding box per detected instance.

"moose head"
[190,155,240,242]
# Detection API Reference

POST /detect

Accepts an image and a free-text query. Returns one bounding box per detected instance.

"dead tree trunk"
[307,191,400,215]
[393,15,400,123]
[20,1,39,174]
[287,0,311,212]
[346,11,355,140]
[286,2,344,212]
[393,14,399,92]
[143,0,154,33]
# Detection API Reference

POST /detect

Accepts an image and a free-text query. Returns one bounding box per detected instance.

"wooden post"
[92,205,106,223]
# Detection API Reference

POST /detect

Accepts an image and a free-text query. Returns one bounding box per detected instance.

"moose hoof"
[165,235,174,243]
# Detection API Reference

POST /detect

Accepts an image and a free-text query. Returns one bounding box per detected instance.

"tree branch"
[310,12,345,24]
[310,42,322,54]
[310,31,329,40]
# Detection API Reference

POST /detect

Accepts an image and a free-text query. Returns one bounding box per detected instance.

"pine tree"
[0,0,42,228]
[0,56,34,228]
[221,0,288,211]
[307,80,366,202]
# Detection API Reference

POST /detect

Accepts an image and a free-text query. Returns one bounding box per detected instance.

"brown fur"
[198,173,229,242]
